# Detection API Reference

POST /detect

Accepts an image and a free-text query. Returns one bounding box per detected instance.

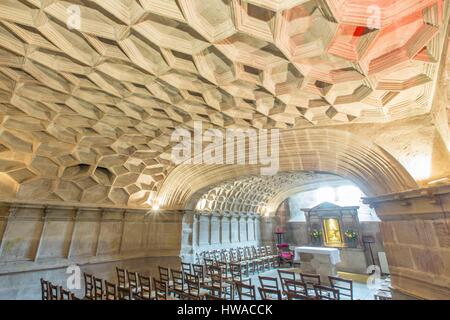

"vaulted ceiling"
[0,0,448,208]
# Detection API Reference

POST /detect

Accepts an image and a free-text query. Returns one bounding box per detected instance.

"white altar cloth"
[294,246,341,265]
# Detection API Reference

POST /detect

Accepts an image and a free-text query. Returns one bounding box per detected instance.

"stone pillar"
[365,185,450,299]
[180,211,195,262]
[221,215,230,245]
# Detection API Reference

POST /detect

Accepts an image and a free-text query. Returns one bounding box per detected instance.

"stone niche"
[303,202,368,274]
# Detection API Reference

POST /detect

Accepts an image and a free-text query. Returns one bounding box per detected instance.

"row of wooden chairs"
[83,273,140,300]
[196,245,279,275]
[40,279,78,300]
[262,270,353,300]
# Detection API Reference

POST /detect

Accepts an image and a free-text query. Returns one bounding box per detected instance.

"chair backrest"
[40,278,49,300]
[204,274,222,297]
[185,273,201,299]
[313,284,340,300]
[258,287,282,300]
[234,281,256,300]
[138,274,152,299]
[192,264,204,282]
[229,263,244,282]
[284,279,308,296]
[159,266,170,282]
[59,286,72,300]
[171,269,185,292]
[260,246,267,257]
[118,286,133,300]
[259,276,279,291]
[208,264,222,278]
[204,258,215,274]
[127,270,139,292]
[84,273,94,299]
[93,277,104,300]
[181,262,192,275]
[48,282,59,300]
[300,273,321,287]
[116,267,127,288]
[277,270,296,292]
[220,250,228,263]
[237,247,245,261]
[217,261,228,278]
[154,278,168,300]
[105,280,117,300]
[328,276,353,300]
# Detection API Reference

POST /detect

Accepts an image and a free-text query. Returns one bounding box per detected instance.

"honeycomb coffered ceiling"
[0,0,448,207]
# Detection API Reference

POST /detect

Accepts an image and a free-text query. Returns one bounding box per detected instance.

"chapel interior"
[0,0,449,301]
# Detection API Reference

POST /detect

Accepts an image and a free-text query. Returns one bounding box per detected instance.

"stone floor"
[249,267,390,300]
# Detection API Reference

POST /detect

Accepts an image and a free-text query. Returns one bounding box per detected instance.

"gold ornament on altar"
[323,218,343,247]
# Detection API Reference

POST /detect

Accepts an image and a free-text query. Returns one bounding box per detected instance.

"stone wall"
[0,202,183,299]
[365,185,450,299]
[181,213,277,262]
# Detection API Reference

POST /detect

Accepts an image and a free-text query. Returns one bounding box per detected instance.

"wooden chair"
[245,247,256,274]
[313,284,340,300]
[217,261,230,280]
[181,262,192,275]
[40,278,49,300]
[59,286,74,300]
[203,258,215,278]
[258,287,282,300]
[170,269,185,296]
[230,262,251,281]
[83,273,95,300]
[277,270,296,294]
[229,263,251,299]
[104,280,117,300]
[93,277,104,300]
[154,278,176,300]
[234,281,256,300]
[126,270,140,294]
[252,247,264,272]
[185,273,205,300]
[258,276,280,291]
[300,273,321,295]
[116,267,128,290]
[202,274,224,299]
[118,286,133,300]
[137,274,154,300]
[265,246,278,268]
[328,276,353,300]
[159,266,170,284]
[192,264,206,284]
[206,266,232,299]
[48,282,58,300]
[284,279,308,296]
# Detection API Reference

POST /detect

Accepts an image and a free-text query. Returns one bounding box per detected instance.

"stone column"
[365,184,450,299]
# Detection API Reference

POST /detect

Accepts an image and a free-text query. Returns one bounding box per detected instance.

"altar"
[294,246,340,283]
[298,202,369,274]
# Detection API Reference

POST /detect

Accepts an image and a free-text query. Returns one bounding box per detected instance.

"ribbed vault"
[156,128,417,210]
[190,171,348,216]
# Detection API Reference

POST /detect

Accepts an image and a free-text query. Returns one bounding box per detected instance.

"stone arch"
[157,128,417,210]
